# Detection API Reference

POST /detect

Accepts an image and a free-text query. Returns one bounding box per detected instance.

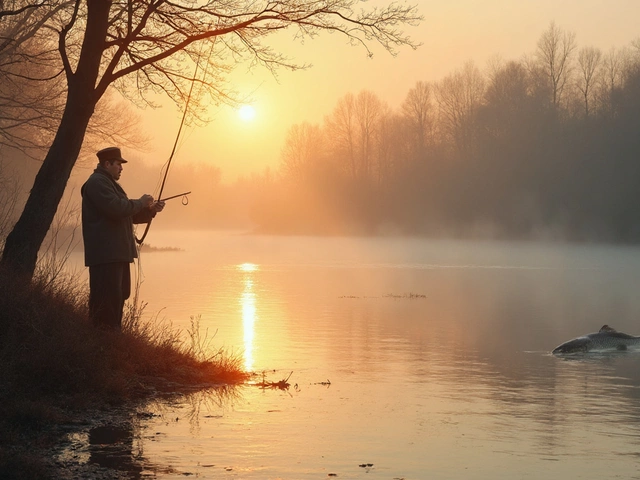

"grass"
[0,264,249,479]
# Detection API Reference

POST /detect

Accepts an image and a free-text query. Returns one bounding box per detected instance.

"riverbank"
[0,267,248,479]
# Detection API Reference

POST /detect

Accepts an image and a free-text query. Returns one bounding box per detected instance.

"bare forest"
[252,24,640,242]
[3,21,640,246]
[144,23,640,243]
[0,0,420,278]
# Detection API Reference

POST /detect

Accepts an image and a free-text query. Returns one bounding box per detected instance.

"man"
[81,146,165,331]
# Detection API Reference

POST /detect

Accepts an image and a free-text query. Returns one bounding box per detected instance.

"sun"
[237,104,256,122]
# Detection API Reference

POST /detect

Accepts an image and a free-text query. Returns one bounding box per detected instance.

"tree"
[353,90,385,180]
[401,80,433,159]
[598,46,630,118]
[535,22,576,109]
[326,90,386,181]
[326,92,357,179]
[483,60,530,128]
[0,0,421,278]
[477,59,548,228]
[0,160,22,241]
[280,121,325,182]
[0,1,72,154]
[576,46,602,117]
[435,61,484,155]
[0,1,146,160]
[0,1,70,56]
[374,108,401,185]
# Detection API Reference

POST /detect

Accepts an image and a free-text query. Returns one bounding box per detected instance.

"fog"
[3,23,640,245]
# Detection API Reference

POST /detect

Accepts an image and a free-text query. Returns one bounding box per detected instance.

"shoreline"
[0,266,248,479]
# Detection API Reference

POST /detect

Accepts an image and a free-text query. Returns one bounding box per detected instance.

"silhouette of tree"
[0,1,71,153]
[326,91,388,182]
[435,61,484,156]
[576,46,602,118]
[598,46,631,118]
[281,122,325,182]
[0,0,421,278]
[535,22,576,110]
[401,80,434,160]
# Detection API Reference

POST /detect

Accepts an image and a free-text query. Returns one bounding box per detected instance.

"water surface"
[65,233,640,479]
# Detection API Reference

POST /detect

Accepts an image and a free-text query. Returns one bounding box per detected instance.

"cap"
[96,146,128,163]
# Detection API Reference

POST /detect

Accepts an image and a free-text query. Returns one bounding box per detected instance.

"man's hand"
[140,194,154,208]
[150,200,165,213]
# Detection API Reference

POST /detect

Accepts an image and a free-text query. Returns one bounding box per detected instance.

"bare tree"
[598,46,631,117]
[373,105,398,185]
[280,122,325,182]
[0,0,421,278]
[0,159,21,244]
[576,46,602,117]
[401,80,433,158]
[482,60,531,138]
[326,90,386,181]
[326,92,357,179]
[0,1,71,56]
[354,90,385,180]
[0,1,73,154]
[0,2,145,161]
[535,22,576,109]
[485,60,530,109]
[435,61,485,154]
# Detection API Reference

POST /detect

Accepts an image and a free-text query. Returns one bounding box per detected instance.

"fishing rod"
[135,48,208,245]
[160,191,191,203]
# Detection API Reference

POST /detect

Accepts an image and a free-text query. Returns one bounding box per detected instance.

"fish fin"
[600,325,617,333]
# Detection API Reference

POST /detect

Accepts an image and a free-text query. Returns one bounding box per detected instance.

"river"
[61,232,640,479]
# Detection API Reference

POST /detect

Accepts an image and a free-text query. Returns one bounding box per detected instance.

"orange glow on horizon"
[133,1,640,183]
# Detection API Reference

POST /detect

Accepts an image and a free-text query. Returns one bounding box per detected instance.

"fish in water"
[552,325,640,354]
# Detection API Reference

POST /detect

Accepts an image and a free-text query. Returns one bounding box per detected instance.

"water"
[63,232,640,479]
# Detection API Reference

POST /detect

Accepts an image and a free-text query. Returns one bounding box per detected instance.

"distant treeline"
[244,24,640,242]
[4,23,640,244]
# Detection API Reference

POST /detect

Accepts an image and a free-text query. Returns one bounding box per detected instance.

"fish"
[552,325,640,355]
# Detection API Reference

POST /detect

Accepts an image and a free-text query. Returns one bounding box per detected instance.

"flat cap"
[96,146,128,163]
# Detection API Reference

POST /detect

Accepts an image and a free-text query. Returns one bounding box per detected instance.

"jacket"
[81,165,155,266]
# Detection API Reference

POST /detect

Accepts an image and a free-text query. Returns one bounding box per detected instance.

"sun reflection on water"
[239,262,258,272]
[238,263,259,371]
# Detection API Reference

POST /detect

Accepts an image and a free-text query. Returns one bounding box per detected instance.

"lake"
[62,232,640,479]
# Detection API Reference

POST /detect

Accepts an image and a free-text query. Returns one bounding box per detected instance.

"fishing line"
[128,40,215,328]
[135,39,216,245]
[136,76,197,244]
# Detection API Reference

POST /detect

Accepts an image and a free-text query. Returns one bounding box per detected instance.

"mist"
[3,23,640,246]
[130,26,640,244]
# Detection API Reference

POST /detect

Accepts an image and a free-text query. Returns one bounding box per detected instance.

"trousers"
[88,262,131,331]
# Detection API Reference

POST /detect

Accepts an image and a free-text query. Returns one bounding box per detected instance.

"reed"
[0,260,248,478]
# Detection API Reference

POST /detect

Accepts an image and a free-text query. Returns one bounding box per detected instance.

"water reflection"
[239,263,258,372]
[64,235,640,478]
[88,424,142,475]
[57,387,243,478]
[57,418,152,478]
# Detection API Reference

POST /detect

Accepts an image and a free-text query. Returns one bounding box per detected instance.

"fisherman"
[81,147,165,331]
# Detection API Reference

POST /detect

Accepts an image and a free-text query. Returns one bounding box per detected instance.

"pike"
[552,325,640,354]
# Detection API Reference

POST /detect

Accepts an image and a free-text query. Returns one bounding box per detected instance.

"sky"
[127,0,640,182]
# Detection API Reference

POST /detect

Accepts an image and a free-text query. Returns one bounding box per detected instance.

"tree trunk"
[0,0,111,279]
[0,89,95,278]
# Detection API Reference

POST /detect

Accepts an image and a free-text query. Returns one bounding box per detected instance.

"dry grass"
[0,264,248,479]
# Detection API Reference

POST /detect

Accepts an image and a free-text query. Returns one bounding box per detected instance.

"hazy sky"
[129,0,640,182]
